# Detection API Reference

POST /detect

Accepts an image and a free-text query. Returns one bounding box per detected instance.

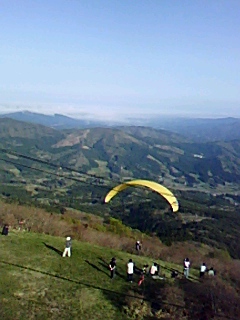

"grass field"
[0,231,199,320]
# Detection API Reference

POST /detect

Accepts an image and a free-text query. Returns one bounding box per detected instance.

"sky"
[1,0,240,120]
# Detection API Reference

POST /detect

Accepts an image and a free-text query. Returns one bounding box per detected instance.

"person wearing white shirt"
[62,236,72,257]
[127,259,134,282]
[208,267,215,276]
[150,263,158,276]
[183,258,190,279]
[200,263,207,278]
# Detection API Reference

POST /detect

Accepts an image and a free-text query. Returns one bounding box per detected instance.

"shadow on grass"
[0,259,131,301]
[134,265,143,275]
[43,242,62,256]
[0,260,235,320]
[160,264,199,282]
[85,260,109,277]
[98,257,109,265]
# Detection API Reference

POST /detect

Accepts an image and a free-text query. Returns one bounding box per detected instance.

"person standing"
[200,263,207,278]
[109,257,116,279]
[135,241,141,253]
[62,236,72,257]
[183,258,190,279]
[138,264,148,286]
[127,259,134,282]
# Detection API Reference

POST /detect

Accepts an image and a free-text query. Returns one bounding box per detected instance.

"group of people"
[183,258,216,279]
[109,257,161,286]
[62,237,216,282]
[199,262,216,277]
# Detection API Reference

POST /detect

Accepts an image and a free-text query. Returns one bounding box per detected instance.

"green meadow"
[0,231,199,320]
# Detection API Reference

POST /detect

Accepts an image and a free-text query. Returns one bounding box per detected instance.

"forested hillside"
[1,119,240,258]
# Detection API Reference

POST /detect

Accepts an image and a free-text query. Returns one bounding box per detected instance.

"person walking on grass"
[62,236,72,257]
[109,257,116,279]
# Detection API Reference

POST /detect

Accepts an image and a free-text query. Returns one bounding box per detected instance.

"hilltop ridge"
[2,111,240,141]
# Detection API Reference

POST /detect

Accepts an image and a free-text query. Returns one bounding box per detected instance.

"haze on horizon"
[1,0,240,120]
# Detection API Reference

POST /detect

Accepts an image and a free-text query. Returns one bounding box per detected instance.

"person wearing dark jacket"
[2,224,9,236]
[171,270,179,279]
[62,236,72,257]
[109,257,116,279]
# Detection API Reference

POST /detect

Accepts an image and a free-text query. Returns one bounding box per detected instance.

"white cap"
[66,236,71,241]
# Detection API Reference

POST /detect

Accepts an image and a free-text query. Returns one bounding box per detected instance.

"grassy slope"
[0,231,199,320]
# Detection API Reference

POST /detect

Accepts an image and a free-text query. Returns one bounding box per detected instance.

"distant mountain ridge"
[155,117,240,142]
[1,110,240,142]
[0,111,107,129]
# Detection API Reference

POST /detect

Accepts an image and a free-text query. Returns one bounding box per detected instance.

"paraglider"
[104,179,179,212]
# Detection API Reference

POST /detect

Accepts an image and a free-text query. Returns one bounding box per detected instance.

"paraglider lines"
[0,148,179,200]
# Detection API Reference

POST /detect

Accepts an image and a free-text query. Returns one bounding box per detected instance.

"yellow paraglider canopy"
[104,179,179,212]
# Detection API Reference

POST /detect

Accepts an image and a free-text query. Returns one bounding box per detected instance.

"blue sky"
[1,0,240,119]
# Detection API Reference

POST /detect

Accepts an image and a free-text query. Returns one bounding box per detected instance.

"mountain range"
[1,117,240,198]
[1,110,240,141]
[1,116,240,257]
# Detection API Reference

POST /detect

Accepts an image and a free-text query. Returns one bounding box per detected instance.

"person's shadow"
[134,265,142,275]
[85,260,109,277]
[43,242,62,256]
